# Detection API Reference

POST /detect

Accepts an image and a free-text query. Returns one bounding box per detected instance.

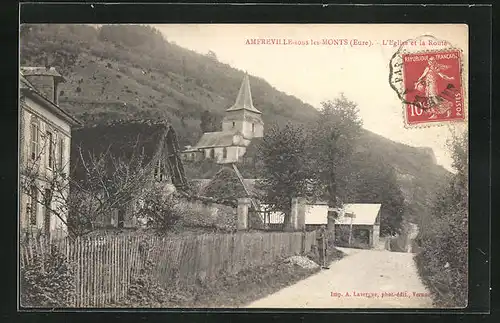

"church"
[181,73,264,164]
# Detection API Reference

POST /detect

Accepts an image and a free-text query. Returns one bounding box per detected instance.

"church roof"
[193,131,238,149]
[226,73,262,114]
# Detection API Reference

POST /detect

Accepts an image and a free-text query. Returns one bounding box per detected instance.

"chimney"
[21,67,65,105]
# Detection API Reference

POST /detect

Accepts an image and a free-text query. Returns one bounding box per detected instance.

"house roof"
[71,119,188,190]
[72,119,170,165]
[335,203,382,226]
[199,166,258,198]
[21,66,66,82]
[193,131,238,149]
[19,72,81,126]
[226,73,262,114]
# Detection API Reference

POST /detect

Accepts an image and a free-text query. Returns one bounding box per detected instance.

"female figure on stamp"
[414,56,455,118]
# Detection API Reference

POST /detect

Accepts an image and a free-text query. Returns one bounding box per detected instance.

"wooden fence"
[20,231,316,307]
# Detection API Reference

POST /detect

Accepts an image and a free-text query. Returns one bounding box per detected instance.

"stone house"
[181,73,264,164]
[19,67,81,240]
[71,119,188,228]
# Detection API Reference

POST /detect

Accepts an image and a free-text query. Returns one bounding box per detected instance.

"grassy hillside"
[20,24,450,226]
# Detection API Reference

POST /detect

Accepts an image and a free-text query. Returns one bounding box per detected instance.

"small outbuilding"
[334,203,381,249]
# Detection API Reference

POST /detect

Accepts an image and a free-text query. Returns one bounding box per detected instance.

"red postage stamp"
[402,49,465,125]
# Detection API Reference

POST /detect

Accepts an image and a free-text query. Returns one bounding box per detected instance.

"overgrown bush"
[121,240,168,307]
[20,243,75,308]
[176,198,236,231]
[138,185,181,231]
[414,132,468,307]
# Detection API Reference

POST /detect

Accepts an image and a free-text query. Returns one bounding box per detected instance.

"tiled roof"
[72,119,170,163]
[71,120,170,182]
[226,73,262,114]
[193,131,237,149]
[335,203,382,226]
[20,66,65,81]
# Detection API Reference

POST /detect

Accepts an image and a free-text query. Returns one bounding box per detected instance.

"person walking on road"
[317,225,330,269]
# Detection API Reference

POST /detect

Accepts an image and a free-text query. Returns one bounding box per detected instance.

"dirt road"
[245,248,434,308]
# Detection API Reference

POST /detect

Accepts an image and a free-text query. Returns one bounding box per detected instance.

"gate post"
[237,198,250,230]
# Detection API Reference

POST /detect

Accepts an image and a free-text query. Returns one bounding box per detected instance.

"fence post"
[237,198,250,230]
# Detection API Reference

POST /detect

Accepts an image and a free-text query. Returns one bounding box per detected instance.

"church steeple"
[226,72,262,114]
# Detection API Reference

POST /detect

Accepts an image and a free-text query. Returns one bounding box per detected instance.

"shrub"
[176,198,236,231]
[121,240,168,307]
[414,132,468,307]
[137,185,181,231]
[20,242,75,308]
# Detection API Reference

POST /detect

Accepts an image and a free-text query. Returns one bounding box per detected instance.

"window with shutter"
[46,131,55,169]
[30,118,40,160]
[58,137,64,169]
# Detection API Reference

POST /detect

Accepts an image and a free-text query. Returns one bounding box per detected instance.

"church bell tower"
[222,73,264,139]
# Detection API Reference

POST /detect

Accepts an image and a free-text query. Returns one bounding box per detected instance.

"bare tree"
[20,131,160,239]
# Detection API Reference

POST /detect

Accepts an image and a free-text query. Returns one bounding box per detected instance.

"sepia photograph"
[18,23,469,309]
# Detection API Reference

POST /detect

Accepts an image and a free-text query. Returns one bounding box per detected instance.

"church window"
[223,147,227,159]
[232,121,235,128]
[252,123,255,133]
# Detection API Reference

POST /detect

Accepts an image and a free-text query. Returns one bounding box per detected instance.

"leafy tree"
[206,50,218,61]
[200,110,219,133]
[257,123,316,228]
[310,94,363,207]
[348,151,405,236]
[415,130,468,307]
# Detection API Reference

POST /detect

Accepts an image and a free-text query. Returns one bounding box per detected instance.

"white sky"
[153,24,468,172]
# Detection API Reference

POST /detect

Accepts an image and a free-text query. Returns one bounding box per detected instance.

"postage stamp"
[388,35,467,128]
[401,49,465,126]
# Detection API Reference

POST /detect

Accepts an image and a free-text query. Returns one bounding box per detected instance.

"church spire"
[226,72,262,114]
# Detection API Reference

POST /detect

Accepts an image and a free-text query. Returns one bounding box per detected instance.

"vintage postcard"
[19,24,468,309]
